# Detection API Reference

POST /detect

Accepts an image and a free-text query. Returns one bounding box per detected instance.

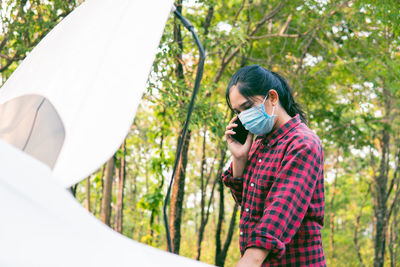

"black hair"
[226,64,307,125]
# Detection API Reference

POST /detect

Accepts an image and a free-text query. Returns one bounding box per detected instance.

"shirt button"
[240,231,243,236]
[245,208,249,212]
[258,159,262,163]
[250,183,255,187]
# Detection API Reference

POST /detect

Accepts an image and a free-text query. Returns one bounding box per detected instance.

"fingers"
[225,131,242,147]
[226,123,238,132]
[226,116,239,131]
[225,116,239,142]
[225,129,236,136]
[229,116,238,124]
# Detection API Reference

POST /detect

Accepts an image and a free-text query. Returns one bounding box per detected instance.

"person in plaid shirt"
[223,65,326,266]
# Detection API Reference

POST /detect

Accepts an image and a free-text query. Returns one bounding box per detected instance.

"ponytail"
[270,71,308,125]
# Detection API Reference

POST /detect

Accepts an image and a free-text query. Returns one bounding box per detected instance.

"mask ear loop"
[270,105,276,116]
[262,91,277,117]
[262,93,269,103]
[261,91,274,116]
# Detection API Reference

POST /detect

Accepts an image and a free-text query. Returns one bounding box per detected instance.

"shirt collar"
[261,114,301,147]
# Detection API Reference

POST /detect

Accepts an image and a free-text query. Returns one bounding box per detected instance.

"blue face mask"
[237,94,277,135]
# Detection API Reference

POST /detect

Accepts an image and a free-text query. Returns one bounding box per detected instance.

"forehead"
[228,86,248,108]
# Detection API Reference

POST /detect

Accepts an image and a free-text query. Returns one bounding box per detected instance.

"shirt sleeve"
[222,162,244,205]
[246,140,323,258]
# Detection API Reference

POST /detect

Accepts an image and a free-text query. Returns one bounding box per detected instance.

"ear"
[268,89,279,105]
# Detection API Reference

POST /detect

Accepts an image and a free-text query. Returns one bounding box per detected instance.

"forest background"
[1,0,399,266]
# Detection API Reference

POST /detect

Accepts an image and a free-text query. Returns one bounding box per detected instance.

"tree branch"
[279,13,292,35]
[249,33,301,39]
[203,5,214,36]
[0,59,14,73]
[295,0,350,73]
[222,203,239,255]
[248,1,286,36]
[233,0,246,27]
[212,1,286,83]
[387,173,400,221]
[386,149,400,203]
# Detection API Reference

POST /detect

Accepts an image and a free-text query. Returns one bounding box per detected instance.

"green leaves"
[0,0,76,80]
[138,187,163,212]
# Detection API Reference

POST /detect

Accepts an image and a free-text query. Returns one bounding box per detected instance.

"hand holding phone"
[231,117,249,145]
[225,116,253,164]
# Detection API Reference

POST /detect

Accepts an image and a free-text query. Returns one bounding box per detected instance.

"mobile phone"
[231,117,248,145]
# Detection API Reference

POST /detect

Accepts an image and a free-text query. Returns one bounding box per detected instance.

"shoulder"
[286,123,323,157]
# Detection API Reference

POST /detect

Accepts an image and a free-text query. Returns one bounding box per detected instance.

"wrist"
[232,157,247,177]
[233,154,248,161]
[243,247,269,265]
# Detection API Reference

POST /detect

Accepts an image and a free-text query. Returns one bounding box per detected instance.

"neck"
[272,109,292,131]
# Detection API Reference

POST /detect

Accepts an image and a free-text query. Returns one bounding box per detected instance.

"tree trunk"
[150,109,166,245]
[389,183,399,267]
[168,0,189,255]
[219,203,239,266]
[149,210,155,244]
[215,173,239,267]
[354,185,369,267]
[115,141,126,233]
[100,156,115,226]
[373,139,389,267]
[196,139,227,261]
[354,212,365,267]
[389,220,395,267]
[388,142,400,267]
[169,129,191,254]
[94,164,105,216]
[130,160,139,239]
[196,126,208,260]
[194,4,216,258]
[215,177,225,266]
[372,88,391,267]
[329,152,340,259]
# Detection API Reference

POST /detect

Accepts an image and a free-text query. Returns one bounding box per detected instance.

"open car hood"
[0,0,172,187]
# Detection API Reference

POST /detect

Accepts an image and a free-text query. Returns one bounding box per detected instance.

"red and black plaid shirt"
[223,114,326,266]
